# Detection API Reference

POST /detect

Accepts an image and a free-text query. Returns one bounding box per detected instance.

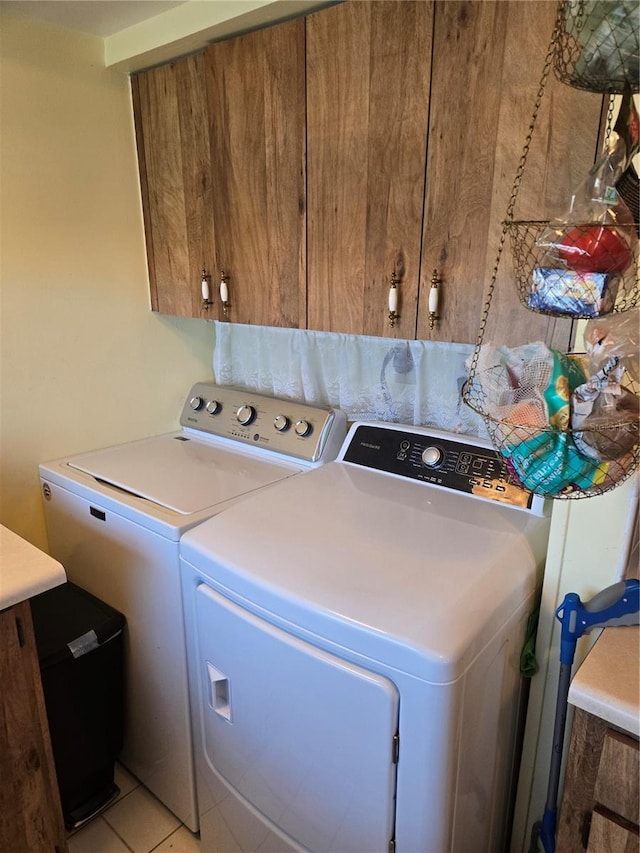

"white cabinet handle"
[388,271,399,327]
[201,269,213,310]
[220,270,230,317]
[428,270,441,330]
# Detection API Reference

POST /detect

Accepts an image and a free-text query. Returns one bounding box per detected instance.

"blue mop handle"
[556,578,640,666]
[538,579,640,853]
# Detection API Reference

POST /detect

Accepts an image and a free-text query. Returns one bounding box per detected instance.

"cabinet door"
[417,0,602,344]
[132,53,216,319]
[558,708,640,853]
[587,809,640,853]
[306,1,433,337]
[205,19,306,328]
[0,601,67,853]
[417,0,508,342]
[594,729,640,827]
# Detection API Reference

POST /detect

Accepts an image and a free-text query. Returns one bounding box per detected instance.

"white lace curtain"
[212,322,487,437]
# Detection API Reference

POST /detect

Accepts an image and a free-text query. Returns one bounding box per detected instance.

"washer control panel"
[342,423,542,511]
[180,383,347,464]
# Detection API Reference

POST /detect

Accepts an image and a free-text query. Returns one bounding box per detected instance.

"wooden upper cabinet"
[205,19,306,328]
[132,53,215,319]
[306,1,433,338]
[418,0,602,345]
[131,1,602,340]
[306,0,602,344]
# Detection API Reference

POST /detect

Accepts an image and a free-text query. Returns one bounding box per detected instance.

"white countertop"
[0,525,66,610]
[568,624,640,737]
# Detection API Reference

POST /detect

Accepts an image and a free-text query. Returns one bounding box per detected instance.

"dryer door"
[195,584,399,852]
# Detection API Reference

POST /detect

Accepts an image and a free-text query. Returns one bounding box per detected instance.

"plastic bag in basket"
[473,342,629,495]
[583,307,640,382]
[571,311,640,462]
[572,355,639,460]
[530,89,639,316]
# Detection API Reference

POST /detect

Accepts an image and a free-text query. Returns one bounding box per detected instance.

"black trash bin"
[30,581,126,830]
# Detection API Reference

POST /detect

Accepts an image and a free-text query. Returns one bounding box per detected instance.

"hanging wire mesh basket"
[554,0,640,93]
[464,350,639,499]
[462,2,640,500]
[507,219,640,318]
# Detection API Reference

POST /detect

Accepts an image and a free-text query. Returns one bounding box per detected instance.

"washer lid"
[181,461,550,682]
[67,434,300,515]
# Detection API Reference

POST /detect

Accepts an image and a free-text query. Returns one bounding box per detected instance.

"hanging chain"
[464,4,564,397]
[604,93,616,145]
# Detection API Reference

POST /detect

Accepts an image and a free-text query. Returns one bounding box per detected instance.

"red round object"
[558,225,632,273]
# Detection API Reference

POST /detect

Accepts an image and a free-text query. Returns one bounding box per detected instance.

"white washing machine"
[180,421,552,852]
[39,383,346,831]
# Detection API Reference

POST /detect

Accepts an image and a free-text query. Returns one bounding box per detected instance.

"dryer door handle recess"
[207,663,232,722]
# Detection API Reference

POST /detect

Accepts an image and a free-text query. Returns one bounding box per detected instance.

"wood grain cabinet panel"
[132,53,215,319]
[306,0,433,338]
[417,0,507,343]
[558,707,640,853]
[595,730,640,827]
[0,601,67,853]
[205,18,306,328]
[417,0,602,344]
[587,809,640,853]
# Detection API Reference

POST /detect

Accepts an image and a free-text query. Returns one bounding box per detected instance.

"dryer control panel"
[341,423,545,513]
[180,383,347,464]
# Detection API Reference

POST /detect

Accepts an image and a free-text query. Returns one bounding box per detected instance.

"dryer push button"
[421,446,444,468]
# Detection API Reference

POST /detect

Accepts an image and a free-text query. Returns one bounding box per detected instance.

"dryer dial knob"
[294,419,312,437]
[274,414,290,432]
[236,404,256,426]
[421,445,444,468]
[189,396,204,411]
[206,400,221,415]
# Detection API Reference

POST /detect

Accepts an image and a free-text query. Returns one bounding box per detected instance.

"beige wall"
[0,10,214,549]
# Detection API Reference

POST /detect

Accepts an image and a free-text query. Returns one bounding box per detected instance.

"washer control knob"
[274,414,290,432]
[294,419,312,438]
[421,445,444,468]
[189,396,204,411]
[236,404,256,426]
[206,400,221,415]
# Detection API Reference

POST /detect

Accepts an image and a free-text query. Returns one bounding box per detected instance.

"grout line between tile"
[101,787,185,853]
[103,817,138,853]
[148,825,189,852]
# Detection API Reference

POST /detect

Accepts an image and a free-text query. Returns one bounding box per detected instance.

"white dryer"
[180,421,551,852]
[39,383,346,831]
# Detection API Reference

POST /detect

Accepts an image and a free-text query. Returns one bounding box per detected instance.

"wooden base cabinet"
[557,708,639,852]
[0,601,67,853]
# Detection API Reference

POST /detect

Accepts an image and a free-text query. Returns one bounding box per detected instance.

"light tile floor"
[67,764,200,853]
